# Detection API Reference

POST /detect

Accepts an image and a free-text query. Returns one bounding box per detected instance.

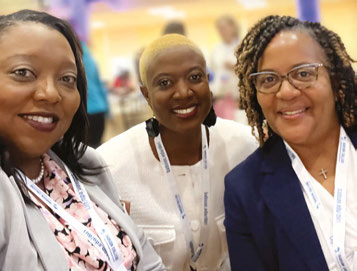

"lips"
[19,113,59,132]
[23,115,55,124]
[278,107,308,118]
[172,105,198,118]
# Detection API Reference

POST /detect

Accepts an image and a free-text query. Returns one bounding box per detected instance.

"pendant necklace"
[319,168,328,180]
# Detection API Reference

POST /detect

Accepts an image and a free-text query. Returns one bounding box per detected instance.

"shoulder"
[79,146,107,168]
[97,122,146,163]
[225,147,263,190]
[210,118,259,157]
[214,117,254,137]
[224,135,282,193]
[79,147,120,204]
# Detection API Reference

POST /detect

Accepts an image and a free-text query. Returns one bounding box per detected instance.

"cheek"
[65,91,81,119]
[150,92,168,115]
[257,94,270,117]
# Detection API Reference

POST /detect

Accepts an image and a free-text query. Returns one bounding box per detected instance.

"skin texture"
[257,30,340,193]
[141,46,211,165]
[257,30,340,149]
[0,22,80,178]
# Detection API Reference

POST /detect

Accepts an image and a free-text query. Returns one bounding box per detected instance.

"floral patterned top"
[30,153,138,271]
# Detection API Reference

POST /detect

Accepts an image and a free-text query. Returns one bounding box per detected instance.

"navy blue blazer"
[224,130,357,271]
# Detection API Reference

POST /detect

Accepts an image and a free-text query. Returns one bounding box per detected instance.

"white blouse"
[97,118,257,271]
[296,137,357,270]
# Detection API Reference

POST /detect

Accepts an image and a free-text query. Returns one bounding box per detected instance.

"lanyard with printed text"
[154,124,209,268]
[18,164,127,271]
[285,126,352,271]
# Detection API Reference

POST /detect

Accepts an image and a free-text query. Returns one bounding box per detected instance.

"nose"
[173,80,194,99]
[34,79,62,104]
[276,78,301,100]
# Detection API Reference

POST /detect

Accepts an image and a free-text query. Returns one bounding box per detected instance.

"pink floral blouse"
[30,153,138,271]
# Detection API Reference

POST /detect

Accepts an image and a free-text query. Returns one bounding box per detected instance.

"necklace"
[319,168,328,180]
[32,158,45,184]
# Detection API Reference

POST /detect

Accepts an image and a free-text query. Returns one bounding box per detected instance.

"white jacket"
[98,118,258,271]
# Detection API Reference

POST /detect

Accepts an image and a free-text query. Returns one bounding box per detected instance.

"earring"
[145,117,160,137]
[203,106,217,127]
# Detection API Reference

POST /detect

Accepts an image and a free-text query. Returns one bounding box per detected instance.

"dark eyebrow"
[5,54,77,71]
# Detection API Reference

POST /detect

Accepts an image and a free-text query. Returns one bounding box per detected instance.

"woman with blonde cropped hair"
[98,34,257,270]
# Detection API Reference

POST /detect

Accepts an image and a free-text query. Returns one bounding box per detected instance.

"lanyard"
[154,124,210,267]
[18,164,127,271]
[284,126,351,271]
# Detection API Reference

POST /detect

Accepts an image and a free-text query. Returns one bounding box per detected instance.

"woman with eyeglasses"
[224,15,357,271]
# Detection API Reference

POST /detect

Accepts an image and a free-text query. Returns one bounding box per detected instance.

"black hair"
[0,10,92,202]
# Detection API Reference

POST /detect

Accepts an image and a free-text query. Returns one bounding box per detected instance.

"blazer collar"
[260,135,329,271]
[261,128,357,173]
[347,129,357,149]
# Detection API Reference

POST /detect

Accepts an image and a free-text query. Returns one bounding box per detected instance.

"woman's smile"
[172,105,198,118]
[20,112,59,132]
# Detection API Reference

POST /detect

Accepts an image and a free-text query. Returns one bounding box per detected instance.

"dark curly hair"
[235,15,356,146]
[0,10,92,202]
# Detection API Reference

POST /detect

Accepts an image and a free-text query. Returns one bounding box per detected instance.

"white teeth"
[282,109,305,115]
[23,115,54,124]
[173,106,196,114]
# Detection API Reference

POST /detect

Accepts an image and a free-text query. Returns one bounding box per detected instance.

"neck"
[150,126,204,166]
[288,125,340,183]
[10,154,43,180]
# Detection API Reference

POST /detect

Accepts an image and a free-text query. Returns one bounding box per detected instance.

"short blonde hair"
[139,34,204,87]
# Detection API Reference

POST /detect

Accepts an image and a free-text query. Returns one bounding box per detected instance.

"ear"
[140,86,152,107]
[140,85,149,101]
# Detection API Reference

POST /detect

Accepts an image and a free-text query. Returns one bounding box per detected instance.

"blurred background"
[1,0,356,146]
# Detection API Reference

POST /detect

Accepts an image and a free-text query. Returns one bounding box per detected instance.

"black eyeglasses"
[249,63,324,94]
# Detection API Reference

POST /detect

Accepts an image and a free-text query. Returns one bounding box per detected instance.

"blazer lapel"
[8,175,69,271]
[348,129,357,149]
[260,137,328,271]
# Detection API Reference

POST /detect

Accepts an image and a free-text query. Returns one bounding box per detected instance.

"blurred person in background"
[0,9,165,271]
[224,15,357,270]
[210,15,241,121]
[112,69,135,97]
[82,41,109,148]
[98,34,257,271]
[162,20,186,36]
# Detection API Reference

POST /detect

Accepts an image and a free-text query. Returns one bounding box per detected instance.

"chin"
[279,130,309,146]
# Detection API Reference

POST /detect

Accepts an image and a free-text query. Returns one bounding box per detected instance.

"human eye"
[189,72,203,82]
[11,68,36,80]
[291,66,316,82]
[157,78,172,89]
[257,73,279,88]
[60,75,77,85]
